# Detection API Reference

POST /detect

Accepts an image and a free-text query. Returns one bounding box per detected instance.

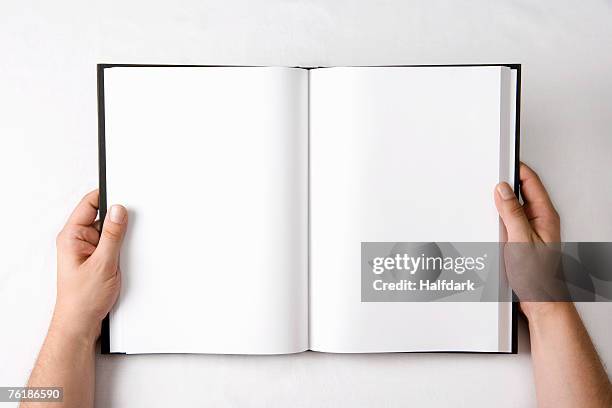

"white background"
[1,1,611,406]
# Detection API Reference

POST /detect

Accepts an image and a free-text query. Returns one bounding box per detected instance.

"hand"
[494,163,563,320]
[53,190,127,342]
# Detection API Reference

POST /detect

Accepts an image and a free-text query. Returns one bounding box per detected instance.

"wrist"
[521,301,575,325]
[50,308,100,347]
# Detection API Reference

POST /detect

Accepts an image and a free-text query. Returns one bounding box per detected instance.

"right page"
[309,66,517,353]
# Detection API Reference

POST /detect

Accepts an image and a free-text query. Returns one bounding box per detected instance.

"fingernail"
[497,183,515,200]
[109,205,127,224]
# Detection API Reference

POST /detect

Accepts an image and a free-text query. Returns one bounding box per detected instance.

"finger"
[519,163,560,242]
[66,190,99,227]
[91,205,128,268]
[71,238,98,258]
[494,182,533,242]
[56,225,99,263]
[60,224,100,246]
[519,163,558,219]
[81,225,101,246]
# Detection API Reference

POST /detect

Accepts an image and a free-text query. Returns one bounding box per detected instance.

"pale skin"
[495,163,611,408]
[22,191,127,408]
[22,164,611,407]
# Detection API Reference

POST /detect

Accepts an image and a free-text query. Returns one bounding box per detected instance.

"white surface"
[0,0,611,407]
[104,67,309,354]
[309,66,513,352]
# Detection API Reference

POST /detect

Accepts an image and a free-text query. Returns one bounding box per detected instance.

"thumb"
[494,182,532,242]
[93,204,128,265]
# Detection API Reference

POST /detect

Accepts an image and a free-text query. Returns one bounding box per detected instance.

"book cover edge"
[97,64,115,354]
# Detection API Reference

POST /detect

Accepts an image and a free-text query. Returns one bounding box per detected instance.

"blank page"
[104,67,308,354]
[309,66,516,352]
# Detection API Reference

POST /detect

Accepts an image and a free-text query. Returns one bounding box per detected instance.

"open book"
[98,64,520,354]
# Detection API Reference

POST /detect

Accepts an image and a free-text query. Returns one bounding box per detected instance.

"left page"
[102,66,309,354]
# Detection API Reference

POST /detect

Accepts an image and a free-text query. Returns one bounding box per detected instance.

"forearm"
[526,302,612,408]
[21,313,97,408]
[20,192,124,407]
